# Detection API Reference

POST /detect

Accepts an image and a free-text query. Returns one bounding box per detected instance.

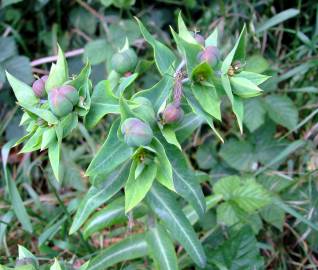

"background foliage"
[1,0,318,269]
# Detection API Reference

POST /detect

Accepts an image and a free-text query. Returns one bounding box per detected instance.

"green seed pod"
[121,118,153,147]
[111,48,138,74]
[48,87,77,117]
[198,46,220,68]
[32,75,48,98]
[59,85,79,106]
[162,103,184,124]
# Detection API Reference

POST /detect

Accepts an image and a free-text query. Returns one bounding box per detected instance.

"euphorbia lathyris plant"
[6,13,272,269]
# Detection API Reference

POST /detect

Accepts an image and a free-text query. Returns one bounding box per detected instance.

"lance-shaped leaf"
[151,138,174,191]
[125,160,157,212]
[147,223,179,270]
[116,72,138,95]
[233,96,244,133]
[230,76,263,98]
[86,120,133,177]
[183,85,223,142]
[48,138,61,181]
[18,245,38,267]
[170,27,201,75]
[6,71,38,108]
[165,144,206,218]
[161,126,181,150]
[83,196,147,239]
[234,71,270,85]
[175,113,203,143]
[1,140,33,233]
[69,161,130,234]
[221,25,247,74]
[46,44,69,91]
[135,17,176,75]
[87,234,148,270]
[85,80,119,129]
[24,106,58,125]
[146,182,207,268]
[177,12,197,44]
[69,62,91,90]
[133,75,173,112]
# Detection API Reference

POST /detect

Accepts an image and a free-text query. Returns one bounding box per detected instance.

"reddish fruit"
[32,75,48,98]
[162,103,184,124]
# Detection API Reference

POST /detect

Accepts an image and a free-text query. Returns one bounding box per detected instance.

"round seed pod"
[162,103,184,124]
[32,75,49,98]
[121,118,153,147]
[111,48,138,74]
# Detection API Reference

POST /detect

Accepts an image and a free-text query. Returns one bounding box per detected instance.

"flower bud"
[121,118,153,147]
[111,48,137,75]
[162,103,184,124]
[32,75,48,98]
[48,86,79,117]
[198,46,220,68]
[192,32,205,46]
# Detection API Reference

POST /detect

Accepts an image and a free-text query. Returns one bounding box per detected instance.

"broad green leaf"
[206,226,264,269]
[46,45,68,91]
[191,83,221,121]
[85,80,119,128]
[243,98,266,132]
[86,120,133,176]
[87,234,148,270]
[161,126,181,150]
[235,71,270,85]
[4,56,33,84]
[184,85,223,142]
[83,39,111,65]
[166,144,206,218]
[219,139,254,171]
[245,55,269,73]
[230,76,263,98]
[151,138,174,191]
[136,18,176,75]
[133,75,173,112]
[83,196,146,238]
[1,140,33,233]
[69,161,130,234]
[147,223,179,270]
[205,28,218,47]
[0,37,16,62]
[5,71,38,107]
[146,182,207,268]
[214,176,241,200]
[260,204,285,231]
[48,139,61,181]
[221,25,247,74]
[256,9,300,33]
[264,95,298,130]
[125,160,157,212]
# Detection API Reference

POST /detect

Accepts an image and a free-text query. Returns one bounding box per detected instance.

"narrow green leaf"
[151,138,174,191]
[125,160,157,212]
[230,76,263,98]
[233,96,244,133]
[86,120,133,177]
[205,28,218,47]
[165,144,206,218]
[88,234,148,270]
[48,139,61,181]
[135,18,176,75]
[147,223,179,270]
[256,9,300,33]
[161,126,181,150]
[235,71,270,85]
[147,182,207,268]
[177,12,197,44]
[69,161,130,234]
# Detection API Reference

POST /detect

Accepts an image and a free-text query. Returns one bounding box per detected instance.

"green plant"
[2,3,318,269]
